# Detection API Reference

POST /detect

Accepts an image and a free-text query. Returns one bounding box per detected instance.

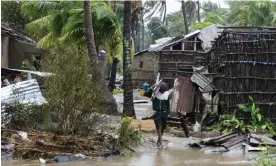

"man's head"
[159,82,168,94]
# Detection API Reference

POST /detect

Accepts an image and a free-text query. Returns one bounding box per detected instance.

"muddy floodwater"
[1,91,257,166]
[2,134,256,166]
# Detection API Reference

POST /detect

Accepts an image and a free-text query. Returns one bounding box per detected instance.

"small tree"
[43,45,107,135]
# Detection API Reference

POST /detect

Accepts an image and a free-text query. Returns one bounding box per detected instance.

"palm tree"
[123,1,135,117]
[181,0,189,34]
[202,1,219,13]
[197,1,200,23]
[147,17,169,42]
[144,1,166,24]
[83,1,98,64]
[226,1,276,26]
[22,1,119,114]
[21,1,119,49]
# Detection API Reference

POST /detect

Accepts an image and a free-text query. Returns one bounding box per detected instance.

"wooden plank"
[221,92,276,95]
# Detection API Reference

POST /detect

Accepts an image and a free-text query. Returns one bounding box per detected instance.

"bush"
[254,144,276,166]
[42,45,107,135]
[1,102,46,130]
[212,96,276,136]
[113,117,142,152]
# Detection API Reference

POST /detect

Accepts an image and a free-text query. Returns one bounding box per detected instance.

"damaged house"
[134,25,276,134]
[1,25,48,69]
[133,25,222,127]
[209,26,276,122]
[132,24,221,88]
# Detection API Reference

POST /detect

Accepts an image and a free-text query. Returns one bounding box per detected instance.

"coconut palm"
[201,1,219,13]
[123,1,135,117]
[21,1,120,114]
[144,0,166,24]
[83,1,98,64]
[226,1,276,26]
[21,1,120,49]
[147,17,169,42]
[181,0,189,34]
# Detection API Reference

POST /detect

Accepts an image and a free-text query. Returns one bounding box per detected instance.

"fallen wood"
[1,129,117,160]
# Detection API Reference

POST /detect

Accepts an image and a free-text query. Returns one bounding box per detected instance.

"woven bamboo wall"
[158,51,208,88]
[210,28,276,122]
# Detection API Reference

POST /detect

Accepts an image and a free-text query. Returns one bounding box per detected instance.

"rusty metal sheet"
[170,76,195,115]
[190,72,215,92]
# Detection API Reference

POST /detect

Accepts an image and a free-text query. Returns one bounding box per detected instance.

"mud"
[1,134,256,166]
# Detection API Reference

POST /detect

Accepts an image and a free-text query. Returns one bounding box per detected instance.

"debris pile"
[189,131,276,154]
[1,129,117,160]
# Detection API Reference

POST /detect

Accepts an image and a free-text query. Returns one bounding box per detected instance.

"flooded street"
[2,134,255,166]
[2,91,257,166]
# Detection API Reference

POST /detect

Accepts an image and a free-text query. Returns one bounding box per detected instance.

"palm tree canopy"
[21,1,120,49]
[226,1,276,26]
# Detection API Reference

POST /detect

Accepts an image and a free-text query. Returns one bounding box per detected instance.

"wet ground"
[1,90,258,166]
[2,134,255,166]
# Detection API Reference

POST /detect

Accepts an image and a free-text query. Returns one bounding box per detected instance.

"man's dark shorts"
[154,111,168,133]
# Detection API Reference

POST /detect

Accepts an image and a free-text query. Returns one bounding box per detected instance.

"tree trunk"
[181,0,189,34]
[162,1,167,24]
[83,1,117,115]
[83,1,98,64]
[142,15,145,50]
[108,57,119,92]
[98,51,107,79]
[197,1,200,23]
[131,19,136,47]
[135,24,140,52]
[123,1,135,118]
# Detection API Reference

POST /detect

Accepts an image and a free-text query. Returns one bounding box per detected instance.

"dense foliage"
[212,96,276,136]
[43,45,107,135]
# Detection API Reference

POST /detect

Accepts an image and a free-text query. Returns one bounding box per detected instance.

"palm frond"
[25,15,52,34]
[37,32,55,48]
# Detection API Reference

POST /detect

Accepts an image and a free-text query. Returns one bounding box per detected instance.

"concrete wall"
[132,52,158,87]
[8,39,48,69]
[1,36,9,68]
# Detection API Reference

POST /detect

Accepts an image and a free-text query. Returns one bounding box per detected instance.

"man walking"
[144,82,170,149]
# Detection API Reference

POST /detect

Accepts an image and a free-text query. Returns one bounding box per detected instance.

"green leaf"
[261,125,267,130]
[238,104,250,112]
[255,108,260,113]
[257,114,262,122]
[249,96,254,103]
[252,102,256,112]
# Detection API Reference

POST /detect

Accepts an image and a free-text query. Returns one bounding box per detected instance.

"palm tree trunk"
[197,1,200,23]
[123,0,135,118]
[162,1,167,24]
[181,0,189,34]
[142,15,145,50]
[83,1,98,64]
[83,1,117,115]
[108,57,119,92]
[135,24,140,52]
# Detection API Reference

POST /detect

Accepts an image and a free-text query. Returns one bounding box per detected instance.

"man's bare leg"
[157,125,163,149]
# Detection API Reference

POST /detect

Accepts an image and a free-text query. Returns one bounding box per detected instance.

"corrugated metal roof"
[190,72,216,92]
[170,76,195,115]
[1,79,47,105]
[149,31,201,52]
[1,25,35,44]
[2,68,53,77]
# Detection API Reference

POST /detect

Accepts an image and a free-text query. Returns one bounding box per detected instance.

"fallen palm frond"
[1,129,116,160]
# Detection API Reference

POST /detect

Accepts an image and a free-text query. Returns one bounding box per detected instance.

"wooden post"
[181,115,190,137]
[194,37,197,51]
[182,42,185,50]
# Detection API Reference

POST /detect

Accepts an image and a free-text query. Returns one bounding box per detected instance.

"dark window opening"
[172,42,182,50]
[139,61,143,68]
